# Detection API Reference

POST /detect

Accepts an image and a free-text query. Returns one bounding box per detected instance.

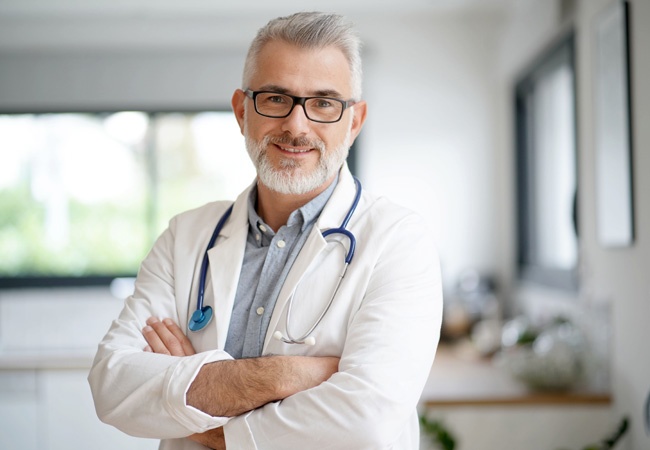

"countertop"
[421,342,611,407]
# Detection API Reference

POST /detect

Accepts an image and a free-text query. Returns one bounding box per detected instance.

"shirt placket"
[241,223,295,357]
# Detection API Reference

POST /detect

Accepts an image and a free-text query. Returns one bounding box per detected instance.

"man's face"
[232,40,366,195]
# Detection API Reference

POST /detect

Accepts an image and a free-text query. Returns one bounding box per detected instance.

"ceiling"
[0,0,514,52]
[0,0,512,18]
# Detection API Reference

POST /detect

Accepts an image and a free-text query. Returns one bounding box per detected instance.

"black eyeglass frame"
[244,89,357,124]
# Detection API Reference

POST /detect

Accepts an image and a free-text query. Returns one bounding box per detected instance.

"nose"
[281,102,311,135]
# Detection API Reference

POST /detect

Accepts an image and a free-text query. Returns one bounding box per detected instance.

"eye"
[313,98,335,108]
[267,95,288,104]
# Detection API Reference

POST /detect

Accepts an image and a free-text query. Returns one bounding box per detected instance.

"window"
[514,33,579,291]
[0,111,255,287]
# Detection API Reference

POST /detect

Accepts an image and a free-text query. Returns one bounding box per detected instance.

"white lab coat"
[88,165,443,450]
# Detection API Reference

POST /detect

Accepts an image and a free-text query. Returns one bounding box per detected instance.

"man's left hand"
[142,317,196,356]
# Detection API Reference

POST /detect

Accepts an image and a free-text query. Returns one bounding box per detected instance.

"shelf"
[421,343,611,407]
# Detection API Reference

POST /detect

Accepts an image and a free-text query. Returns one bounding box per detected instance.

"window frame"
[514,31,580,292]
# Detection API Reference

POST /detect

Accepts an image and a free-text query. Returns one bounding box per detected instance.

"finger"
[163,318,196,356]
[142,324,171,355]
[146,317,186,356]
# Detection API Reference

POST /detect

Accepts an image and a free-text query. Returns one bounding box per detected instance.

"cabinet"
[0,369,158,450]
[419,345,613,450]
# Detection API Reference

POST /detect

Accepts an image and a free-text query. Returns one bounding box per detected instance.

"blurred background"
[0,0,648,449]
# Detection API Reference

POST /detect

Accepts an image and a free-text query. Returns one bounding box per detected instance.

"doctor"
[88,11,442,450]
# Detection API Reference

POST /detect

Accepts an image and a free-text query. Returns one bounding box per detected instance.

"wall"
[579,0,650,447]
[497,0,650,448]
[357,12,505,289]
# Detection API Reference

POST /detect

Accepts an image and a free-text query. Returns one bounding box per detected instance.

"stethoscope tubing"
[197,204,233,311]
[188,204,233,332]
[189,177,361,340]
[279,177,361,344]
[283,261,349,344]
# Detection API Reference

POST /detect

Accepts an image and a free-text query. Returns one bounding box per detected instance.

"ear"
[231,89,247,134]
[348,100,367,144]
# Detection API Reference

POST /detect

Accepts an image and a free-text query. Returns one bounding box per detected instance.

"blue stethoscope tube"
[187,204,233,332]
[188,177,362,339]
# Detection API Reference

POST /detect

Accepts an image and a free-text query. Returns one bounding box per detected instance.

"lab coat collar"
[263,163,359,351]
[205,180,255,348]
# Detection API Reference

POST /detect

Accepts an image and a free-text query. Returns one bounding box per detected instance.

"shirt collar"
[246,174,339,235]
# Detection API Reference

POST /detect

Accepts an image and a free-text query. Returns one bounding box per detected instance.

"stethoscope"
[188,177,362,347]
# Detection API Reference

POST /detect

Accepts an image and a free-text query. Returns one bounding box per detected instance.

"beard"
[244,123,351,196]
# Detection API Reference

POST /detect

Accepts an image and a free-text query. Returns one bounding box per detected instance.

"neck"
[256,176,336,232]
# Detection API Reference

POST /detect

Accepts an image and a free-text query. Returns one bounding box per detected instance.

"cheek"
[244,113,272,140]
[324,123,352,148]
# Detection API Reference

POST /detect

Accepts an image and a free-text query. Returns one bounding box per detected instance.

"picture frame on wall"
[594,0,634,247]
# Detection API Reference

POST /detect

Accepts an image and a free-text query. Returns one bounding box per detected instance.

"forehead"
[250,40,353,96]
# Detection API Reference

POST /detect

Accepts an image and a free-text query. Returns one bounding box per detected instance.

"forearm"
[89,347,233,438]
[187,355,339,417]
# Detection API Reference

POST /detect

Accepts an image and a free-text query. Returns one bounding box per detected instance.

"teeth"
[279,146,310,153]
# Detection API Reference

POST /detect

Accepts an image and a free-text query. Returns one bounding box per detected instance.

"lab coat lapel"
[263,166,358,351]
[206,185,251,349]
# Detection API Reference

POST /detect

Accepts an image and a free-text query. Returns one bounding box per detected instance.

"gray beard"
[245,129,351,195]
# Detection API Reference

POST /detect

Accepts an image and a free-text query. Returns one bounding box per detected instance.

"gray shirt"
[224,178,338,359]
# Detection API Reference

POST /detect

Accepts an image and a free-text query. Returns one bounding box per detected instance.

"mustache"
[265,132,325,151]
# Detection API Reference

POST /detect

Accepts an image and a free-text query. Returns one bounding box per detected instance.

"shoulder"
[170,201,234,228]
[357,188,428,233]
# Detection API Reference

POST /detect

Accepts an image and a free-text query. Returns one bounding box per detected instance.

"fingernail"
[142,326,153,333]
[163,318,173,326]
[146,317,159,325]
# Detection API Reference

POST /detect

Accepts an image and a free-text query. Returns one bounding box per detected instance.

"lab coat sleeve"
[88,217,233,439]
[223,210,443,449]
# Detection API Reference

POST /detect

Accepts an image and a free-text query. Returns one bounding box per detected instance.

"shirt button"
[259,224,267,232]
[255,233,261,241]
[277,240,286,248]
[256,307,265,315]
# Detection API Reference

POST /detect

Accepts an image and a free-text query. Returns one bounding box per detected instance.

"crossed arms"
[88,205,442,449]
[142,317,339,449]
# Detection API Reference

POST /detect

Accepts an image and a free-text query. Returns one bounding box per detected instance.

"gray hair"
[242,12,363,99]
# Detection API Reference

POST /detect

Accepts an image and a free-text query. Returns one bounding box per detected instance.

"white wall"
[357,12,505,289]
[578,1,650,447]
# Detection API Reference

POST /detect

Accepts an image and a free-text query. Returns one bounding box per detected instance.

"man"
[89,11,442,450]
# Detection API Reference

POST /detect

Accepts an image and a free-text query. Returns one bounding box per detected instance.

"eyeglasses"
[245,89,357,124]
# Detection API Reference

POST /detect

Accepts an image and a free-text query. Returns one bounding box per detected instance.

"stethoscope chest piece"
[188,305,213,332]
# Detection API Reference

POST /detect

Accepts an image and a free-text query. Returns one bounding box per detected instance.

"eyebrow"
[256,84,345,99]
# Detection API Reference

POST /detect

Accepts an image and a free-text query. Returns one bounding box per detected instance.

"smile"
[277,145,313,154]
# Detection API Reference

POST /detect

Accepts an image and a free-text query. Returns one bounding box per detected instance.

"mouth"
[275,144,314,154]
